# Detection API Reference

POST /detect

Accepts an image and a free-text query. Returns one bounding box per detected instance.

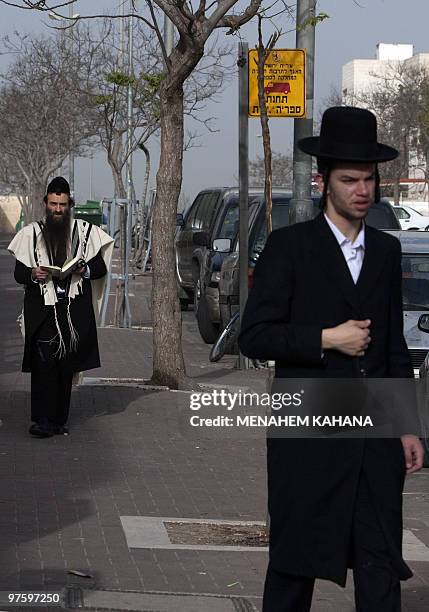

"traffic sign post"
[248,49,306,118]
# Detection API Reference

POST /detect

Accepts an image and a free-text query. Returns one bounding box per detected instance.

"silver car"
[389,231,429,376]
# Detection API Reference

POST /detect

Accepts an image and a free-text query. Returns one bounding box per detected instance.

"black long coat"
[15,251,107,373]
[238,213,413,586]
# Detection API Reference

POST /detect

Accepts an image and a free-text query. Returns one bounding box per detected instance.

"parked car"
[385,230,429,376]
[219,198,401,330]
[417,314,429,467]
[392,204,429,231]
[175,187,309,342]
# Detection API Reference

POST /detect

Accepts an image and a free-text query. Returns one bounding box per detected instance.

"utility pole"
[163,15,174,57]
[289,0,316,224]
[125,0,134,205]
[68,0,75,198]
[238,42,249,370]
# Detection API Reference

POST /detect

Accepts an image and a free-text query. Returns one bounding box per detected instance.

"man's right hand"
[322,320,371,356]
[31,267,48,282]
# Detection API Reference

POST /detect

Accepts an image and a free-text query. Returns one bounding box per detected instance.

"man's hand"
[401,435,424,474]
[322,319,371,356]
[31,266,48,282]
[72,259,87,275]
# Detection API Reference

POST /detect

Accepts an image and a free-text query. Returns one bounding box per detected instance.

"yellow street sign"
[248,48,306,118]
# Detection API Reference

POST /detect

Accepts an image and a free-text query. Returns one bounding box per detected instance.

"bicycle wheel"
[209,311,240,362]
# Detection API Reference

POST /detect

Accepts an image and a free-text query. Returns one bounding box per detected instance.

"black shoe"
[53,425,69,435]
[29,422,54,438]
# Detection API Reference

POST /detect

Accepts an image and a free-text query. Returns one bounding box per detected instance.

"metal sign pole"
[238,42,249,370]
[289,0,316,224]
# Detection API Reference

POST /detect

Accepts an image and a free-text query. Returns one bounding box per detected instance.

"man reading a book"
[8,177,114,437]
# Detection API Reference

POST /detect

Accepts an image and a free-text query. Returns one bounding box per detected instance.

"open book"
[41,254,84,279]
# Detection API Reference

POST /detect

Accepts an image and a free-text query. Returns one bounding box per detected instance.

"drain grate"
[64,589,258,612]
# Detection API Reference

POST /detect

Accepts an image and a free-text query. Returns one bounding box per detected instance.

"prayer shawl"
[8,219,114,359]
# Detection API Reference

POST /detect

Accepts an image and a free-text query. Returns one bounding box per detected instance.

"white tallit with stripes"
[8,219,114,357]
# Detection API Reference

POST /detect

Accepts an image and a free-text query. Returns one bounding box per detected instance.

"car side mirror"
[193,231,210,247]
[176,213,185,227]
[418,314,429,333]
[212,238,232,253]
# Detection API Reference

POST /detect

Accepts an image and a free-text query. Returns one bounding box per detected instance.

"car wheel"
[194,278,219,343]
[425,226,429,232]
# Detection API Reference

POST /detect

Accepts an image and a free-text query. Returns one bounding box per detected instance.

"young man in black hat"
[8,177,114,438]
[239,107,424,611]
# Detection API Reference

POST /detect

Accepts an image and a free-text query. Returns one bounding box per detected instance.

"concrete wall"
[0,196,21,233]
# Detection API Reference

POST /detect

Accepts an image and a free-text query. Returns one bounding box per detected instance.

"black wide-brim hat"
[298,106,398,163]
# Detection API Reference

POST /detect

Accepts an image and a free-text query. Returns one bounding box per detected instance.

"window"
[185,195,204,230]
[218,201,239,240]
[394,207,410,220]
[248,198,291,265]
[194,192,219,230]
[402,255,429,308]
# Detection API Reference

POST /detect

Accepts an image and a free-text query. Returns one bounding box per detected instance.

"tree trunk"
[393,177,400,205]
[151,82,189,389]
[257,48,273,235]
[29,178,46,222]
[132,143,151,263]
[108,158,127,199]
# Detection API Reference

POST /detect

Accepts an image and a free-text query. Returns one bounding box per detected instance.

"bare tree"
[321,64,429,203]
[255,17,280,235]
[76,18,232,266]
[76,20,162,200]
[249,152,293,187]
[359,62,428,203]
[0,32,98,221]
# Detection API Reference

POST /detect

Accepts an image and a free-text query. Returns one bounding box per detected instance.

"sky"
[1,0,429,205]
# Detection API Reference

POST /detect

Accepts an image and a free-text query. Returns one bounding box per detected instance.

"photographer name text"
[189,415,374,428]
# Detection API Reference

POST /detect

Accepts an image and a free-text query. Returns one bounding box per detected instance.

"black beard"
[43,208,72,267]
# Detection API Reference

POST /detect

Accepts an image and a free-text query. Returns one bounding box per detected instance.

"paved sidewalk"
[1,236,429,611]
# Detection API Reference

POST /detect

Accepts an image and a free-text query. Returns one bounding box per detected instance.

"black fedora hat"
[298,106,398,163]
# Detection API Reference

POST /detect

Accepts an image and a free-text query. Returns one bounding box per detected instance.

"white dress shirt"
[324,214,365,284]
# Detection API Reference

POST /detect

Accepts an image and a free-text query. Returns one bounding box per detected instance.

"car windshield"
[248,198,319,264]
[402,255,429,309]
[217,195,261,240]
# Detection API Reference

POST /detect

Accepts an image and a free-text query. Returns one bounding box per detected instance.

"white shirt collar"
[324,213,365,249]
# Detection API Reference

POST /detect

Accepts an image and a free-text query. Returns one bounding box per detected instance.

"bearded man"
[8,177,114,438]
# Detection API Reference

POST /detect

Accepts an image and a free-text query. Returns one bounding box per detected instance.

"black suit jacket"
[239,213,412,379]
[238,213,413,585]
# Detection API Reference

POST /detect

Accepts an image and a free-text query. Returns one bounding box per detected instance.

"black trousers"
[30,308,74,426]
[262,471,401,612]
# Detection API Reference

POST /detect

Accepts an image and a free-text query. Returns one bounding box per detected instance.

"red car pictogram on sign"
[264,82,291,95]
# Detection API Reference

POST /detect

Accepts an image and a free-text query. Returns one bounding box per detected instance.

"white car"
[392,204,429,231]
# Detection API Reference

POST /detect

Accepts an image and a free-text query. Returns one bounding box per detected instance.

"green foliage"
[141,72,165,92]
[105,71,138,87]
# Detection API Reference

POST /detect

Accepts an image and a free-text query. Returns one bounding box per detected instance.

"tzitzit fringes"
[67,298,79,352]
[52,304,66,359]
